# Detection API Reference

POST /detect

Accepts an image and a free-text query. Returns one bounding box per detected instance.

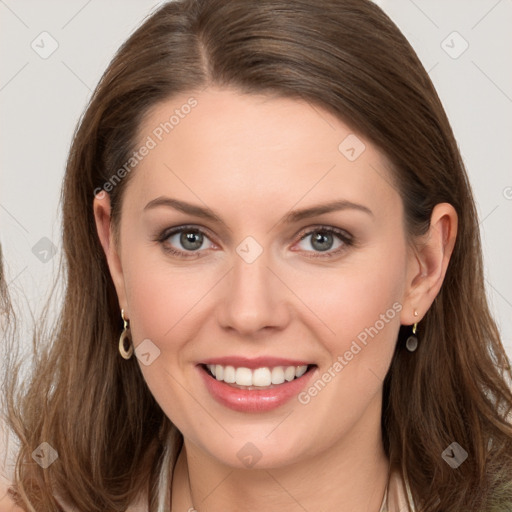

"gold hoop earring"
[119,309,133,360]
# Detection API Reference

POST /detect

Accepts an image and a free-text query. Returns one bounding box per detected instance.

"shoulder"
[0,488,25,512]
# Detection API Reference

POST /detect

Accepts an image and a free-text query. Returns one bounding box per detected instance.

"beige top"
[379,469,416,512]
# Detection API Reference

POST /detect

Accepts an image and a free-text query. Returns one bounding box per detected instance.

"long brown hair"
[4,0,512,510]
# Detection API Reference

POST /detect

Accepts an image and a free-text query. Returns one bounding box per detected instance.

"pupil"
[181,231,203,250]
[311,231,333,251]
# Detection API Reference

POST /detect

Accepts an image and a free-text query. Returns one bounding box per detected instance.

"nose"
[215,250,291,337]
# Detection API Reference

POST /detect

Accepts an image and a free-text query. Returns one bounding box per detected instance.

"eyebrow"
[143,196,373,225]
[283,199,373,223]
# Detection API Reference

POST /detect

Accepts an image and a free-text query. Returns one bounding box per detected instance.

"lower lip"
[198,365,317,413]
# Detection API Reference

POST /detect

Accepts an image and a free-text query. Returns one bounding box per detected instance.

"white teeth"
[253,367,272,387]
[271,366,285,385]
[235,367,253,386]
[206,364,309,387]
[223,365,236,383]
[295,365,307,378]
[284,366,296,382]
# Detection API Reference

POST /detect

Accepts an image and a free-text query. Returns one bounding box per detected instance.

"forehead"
[125,87,400,221]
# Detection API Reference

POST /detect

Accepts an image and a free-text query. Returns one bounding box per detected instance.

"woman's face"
[97,87,420,469]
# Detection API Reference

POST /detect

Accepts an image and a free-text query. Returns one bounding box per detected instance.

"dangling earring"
[119,309,134,359]
[406,310,419,352]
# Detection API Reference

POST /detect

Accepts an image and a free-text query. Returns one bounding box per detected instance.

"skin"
[0,418,23,511]
[93,87,457,512]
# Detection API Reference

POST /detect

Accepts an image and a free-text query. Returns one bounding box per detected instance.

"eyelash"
[155,224,354,260]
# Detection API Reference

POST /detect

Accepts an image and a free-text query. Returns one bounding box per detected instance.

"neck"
[171,399,389,511]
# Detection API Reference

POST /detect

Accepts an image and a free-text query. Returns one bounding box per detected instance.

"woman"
[2,0,512,510]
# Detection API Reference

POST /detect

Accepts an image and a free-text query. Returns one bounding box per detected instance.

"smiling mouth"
[200,363,317,390]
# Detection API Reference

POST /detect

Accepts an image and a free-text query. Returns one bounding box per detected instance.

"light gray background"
[1,0,511,361]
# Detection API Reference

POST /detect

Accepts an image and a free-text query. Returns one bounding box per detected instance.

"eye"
[156,224,353,260]
[294,226,353,258]
[157,225,215,258]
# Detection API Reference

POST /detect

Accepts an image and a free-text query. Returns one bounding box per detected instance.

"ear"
[401,202,458,325]
[93,192,128,313]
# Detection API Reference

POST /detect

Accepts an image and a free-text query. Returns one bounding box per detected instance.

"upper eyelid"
[159,224,217,242]
[297,225,352,239]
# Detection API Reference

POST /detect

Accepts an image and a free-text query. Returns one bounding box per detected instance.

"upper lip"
[199,356,314,369]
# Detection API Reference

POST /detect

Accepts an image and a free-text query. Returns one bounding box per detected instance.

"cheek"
[293,242,406,343]
[288,240,407,408]
[120,253,216,428]
[124,261,214,345]
[289,245,406,434]
[119,219,214,340]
